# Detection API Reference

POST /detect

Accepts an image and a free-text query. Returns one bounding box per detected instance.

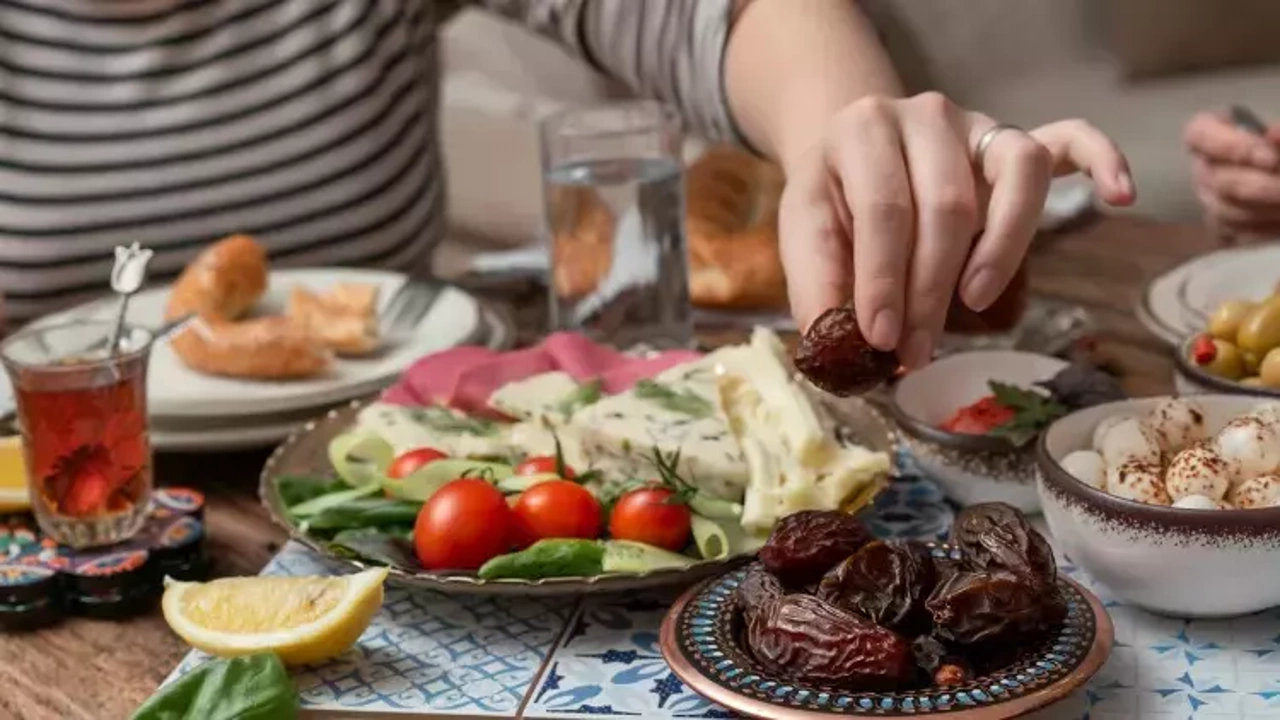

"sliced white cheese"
[565,356,749,501]
[487,370,581,422]
[355,403,517,459]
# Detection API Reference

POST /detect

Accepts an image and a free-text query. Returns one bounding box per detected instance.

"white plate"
[1139,242,1280,345]
[147,300,515,452]
[32,268,482,419]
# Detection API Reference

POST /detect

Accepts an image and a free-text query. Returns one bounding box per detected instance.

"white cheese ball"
[1145,398,1208,454]
[1098,417,1163,468]
[1106,460,1172,506]
[1164,444,1232,501]
[1172,494,1230,510]
[1060,449,1107,490]
[1215,416,1280,483]
[1229,473,1280,509]
[1091,415,1132,453]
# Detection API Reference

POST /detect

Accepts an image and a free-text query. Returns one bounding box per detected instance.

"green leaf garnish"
[407,406,500,436]
[633,380,713,418]
[556,378,603,416]
[985,381,1068,448]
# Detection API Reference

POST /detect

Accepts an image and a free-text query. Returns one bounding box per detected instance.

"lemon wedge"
[0,436,30,513]
[162,567,387,666]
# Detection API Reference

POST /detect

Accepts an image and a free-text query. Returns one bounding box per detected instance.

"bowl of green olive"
[1176,292,1280,396]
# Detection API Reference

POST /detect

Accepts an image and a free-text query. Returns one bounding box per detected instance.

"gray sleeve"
[477,0,744,143]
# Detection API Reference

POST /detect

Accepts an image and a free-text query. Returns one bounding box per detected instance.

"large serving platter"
[1138,242,1280,345]
[660,556,1113,719]
[259,394,896,596]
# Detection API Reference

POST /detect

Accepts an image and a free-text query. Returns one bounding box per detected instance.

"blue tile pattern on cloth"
[163,473,1280,718]
[166,543,572,715]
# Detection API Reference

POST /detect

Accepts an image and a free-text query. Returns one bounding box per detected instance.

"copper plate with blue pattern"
[660,546,1113,719]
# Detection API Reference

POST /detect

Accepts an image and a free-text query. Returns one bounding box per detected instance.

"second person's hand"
[778,92,1135,369]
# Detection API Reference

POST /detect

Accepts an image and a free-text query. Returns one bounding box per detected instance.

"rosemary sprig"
[408,406,500,436]
[633,380,713,418]
[556,378,603,416]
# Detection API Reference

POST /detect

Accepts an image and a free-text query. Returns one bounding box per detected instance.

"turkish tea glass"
[541,100,694,350]
[1,320,154,548]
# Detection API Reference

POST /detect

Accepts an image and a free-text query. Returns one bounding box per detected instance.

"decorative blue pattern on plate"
[165,542,573,715]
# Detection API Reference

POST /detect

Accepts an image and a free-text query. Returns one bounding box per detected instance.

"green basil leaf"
[274,476,346,510]
[328,529,421,570]
[130,654,297,720]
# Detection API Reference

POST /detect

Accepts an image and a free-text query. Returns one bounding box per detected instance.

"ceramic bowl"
[1172,334,1280,398]
[891,350,1068,513]
[1037,394,1280,617]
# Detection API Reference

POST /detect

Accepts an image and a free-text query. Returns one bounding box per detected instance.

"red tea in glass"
[944,262,1030,340]
[1,321,154,548]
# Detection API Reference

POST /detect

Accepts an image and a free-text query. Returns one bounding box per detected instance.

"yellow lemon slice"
[162,567,387,666]
[0,436,30,513]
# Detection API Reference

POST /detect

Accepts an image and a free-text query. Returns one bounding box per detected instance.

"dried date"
[794,303,899,397]
[925,570,1051,646]
[817,540,936,636]
[747,593,915,689]
[950,502,1056,588]
[758,510,874,587]
[736,564,784,621]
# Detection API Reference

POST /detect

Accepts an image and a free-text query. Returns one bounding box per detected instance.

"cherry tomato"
[514,455,575,479]
[414,478,511,570]
[512,480,600,546]
[609,486,691,552]
[387,447,448,479]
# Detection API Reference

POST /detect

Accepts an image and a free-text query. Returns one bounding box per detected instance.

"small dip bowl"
[891,350,1067,513]
[1173,333,1280,398]
[1038,394,1280,617]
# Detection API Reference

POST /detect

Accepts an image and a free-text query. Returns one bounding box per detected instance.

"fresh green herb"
[130,654,296,720]
[300,497,422,534]
[274,475,347,510]
[287,481,381,519]
[327,529,421,570]
[633,380,713,418]
[478,539,605,580]
[407,405,500,436]
[987,381,1069,447]
[556,378,603,416]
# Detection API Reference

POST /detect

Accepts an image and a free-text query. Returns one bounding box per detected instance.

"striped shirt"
[0,0,738,321]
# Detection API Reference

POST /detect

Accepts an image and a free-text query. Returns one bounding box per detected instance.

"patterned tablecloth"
[167,474,1280,719]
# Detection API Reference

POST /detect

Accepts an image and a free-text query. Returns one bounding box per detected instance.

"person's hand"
[1185,110,1280,237]
[778,92,1134,369]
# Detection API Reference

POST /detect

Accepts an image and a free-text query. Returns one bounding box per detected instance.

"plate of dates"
[659,503,1112,718]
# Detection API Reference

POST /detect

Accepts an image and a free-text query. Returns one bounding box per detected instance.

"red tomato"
[514,455,575,479]
[941,396,1015,436]
[512,480,600,546]
[414,479,511,570]
[387,447,448,479]
[608,486,691,552]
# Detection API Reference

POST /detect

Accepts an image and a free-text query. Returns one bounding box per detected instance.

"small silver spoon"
[104,243,155,356]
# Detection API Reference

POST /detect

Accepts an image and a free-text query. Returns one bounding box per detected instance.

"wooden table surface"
[0,214,1220,720]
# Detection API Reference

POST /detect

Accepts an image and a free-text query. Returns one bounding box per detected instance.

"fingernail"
[963,268,1001,311]
[901,329,934,369]
[1115,170,1134,198]
[1253,146,1279,169]
[869,309,900,349]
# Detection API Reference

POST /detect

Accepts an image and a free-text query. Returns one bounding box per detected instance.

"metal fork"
[380,280,442,339]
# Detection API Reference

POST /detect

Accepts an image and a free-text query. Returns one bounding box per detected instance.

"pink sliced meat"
[542,332,629,380]
[448,346,557,414]
[382,345,499,406]
[599,351,703,393]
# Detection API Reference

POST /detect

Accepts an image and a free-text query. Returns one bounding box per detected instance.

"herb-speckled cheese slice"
[565,358,749,501]
[355,403,517,459]
[487,371,580,422]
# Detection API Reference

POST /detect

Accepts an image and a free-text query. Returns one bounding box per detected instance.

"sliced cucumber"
[328,433,395,486]
[495,472,562,494]
[690,513,767,560]
[382,458,514,502]
[601,539,695,573]
[688,493,743,520]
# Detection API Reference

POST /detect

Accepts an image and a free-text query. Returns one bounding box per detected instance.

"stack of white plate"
[15,269,513,452]
[1137,243,1280,346]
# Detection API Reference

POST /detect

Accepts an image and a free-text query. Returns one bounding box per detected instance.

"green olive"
[1199,338,1246,380]
[1260,348,1280,388]
[1236,296,1280,355]
[1242,376,1265,387]
[1209,299,1256,341]
[1243,350,1262,375]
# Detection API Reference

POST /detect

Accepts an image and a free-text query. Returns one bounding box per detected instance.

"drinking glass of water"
[541,101,694,350]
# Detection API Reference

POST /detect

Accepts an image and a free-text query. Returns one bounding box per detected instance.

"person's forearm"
[725,0,904,170]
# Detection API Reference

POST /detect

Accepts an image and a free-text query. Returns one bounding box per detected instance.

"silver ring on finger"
[973,123,1024,166]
